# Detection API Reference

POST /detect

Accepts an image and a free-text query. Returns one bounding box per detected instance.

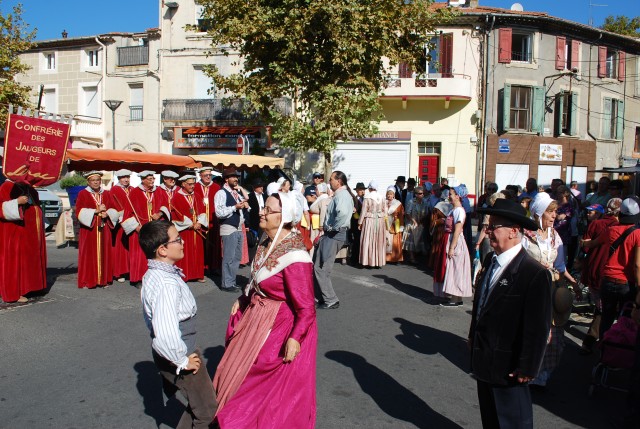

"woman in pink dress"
[213,192,316,428]
[441,186,472,306]
[358,180,387,267]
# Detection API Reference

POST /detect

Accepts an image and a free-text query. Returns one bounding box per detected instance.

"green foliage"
[0,2,36,126]
[195,0,452,154]
[59,175,87,189]
[600,15,640,37]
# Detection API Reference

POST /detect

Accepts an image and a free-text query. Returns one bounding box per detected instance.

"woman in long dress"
[385,187,404,263]
[403,186,427,264]
[431,201,453,298]
[213,192,316,428]
[358,181,386,268]
[441,186,472,306]
[524,192,579,387]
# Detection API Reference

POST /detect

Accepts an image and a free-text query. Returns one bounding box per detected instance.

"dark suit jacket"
[395,186,404,206]
[247,191,263,232]
[469,247,552,386]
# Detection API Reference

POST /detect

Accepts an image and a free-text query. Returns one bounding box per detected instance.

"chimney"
[469,0,479,7]
[61,30,68,39]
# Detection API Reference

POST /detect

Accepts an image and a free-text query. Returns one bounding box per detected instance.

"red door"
[419,155,439,186]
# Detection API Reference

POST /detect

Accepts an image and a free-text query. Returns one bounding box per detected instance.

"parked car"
[36,187,63,231]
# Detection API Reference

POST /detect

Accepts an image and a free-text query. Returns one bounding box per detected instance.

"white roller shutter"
[495,163,529,190]
[333,143,410,190]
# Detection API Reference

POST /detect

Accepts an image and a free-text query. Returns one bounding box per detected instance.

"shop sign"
[539,144,562,162]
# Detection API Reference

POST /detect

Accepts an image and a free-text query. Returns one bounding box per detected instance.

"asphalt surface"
[0,238,628,428]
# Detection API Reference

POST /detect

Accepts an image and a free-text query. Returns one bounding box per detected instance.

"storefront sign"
[539,144,562,162]
[498,138,510,153]
[351,131,411,142]
[174,126,270,149]
[2,114,70,186]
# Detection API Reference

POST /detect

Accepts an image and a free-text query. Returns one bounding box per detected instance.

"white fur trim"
[254,249,313,284]
[173,215,193,232]
[78,208,96,228]
[106,208,120,225]
[122,217,139,235]
[197,213,208,228]
[159,206,171,221]
[1,199,22,221]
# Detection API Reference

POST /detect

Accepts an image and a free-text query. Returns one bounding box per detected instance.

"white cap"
[386,185,395,193]
[368,180,378,190]
[198,166,214,173]
[530,192,554,220]
[114,169,132,177]
[621,197,640,216]
[179,174,196,181]
[278,191,302,225]
[83,171,102,179]
[161,170,179,178]
[266,182,280,196]
[138,170,156,178]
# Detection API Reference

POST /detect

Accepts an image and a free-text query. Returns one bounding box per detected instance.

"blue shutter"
[603,97,612,139]
[569,92,577,136]
[503,84,511,132]
[616,99,624,140]
[531,86,545,134]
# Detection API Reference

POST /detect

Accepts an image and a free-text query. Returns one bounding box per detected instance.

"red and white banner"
[2,114,70,187]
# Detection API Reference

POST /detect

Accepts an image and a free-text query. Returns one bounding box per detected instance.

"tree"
[0,2,35,126]
[600,15,640,37]
[196,0,453,173]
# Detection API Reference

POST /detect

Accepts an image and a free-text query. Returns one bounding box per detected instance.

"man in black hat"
[248,179,265,234]
[214,168,248,292]
[349,182,367,265]
[470,199,552,429]
[394,176,406,204]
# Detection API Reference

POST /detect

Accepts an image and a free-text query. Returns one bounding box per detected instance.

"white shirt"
[485,243,522,296]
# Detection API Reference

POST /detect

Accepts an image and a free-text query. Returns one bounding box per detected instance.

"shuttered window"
[602,97,624,140]
[502,84,545,133]
[555,91,577,136]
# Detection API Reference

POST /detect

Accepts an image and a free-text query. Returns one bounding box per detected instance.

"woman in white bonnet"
[358,180,387,267]
[522,192,579,387]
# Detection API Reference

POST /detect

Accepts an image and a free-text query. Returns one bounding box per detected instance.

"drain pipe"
[586,32,602,143]
[95,36,108,148]
[480,15,495,191]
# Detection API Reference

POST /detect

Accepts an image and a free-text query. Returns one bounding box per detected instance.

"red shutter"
[618,51,626,81]
[498,28,512,64]
[571,40,580,71]
[399,62,412,78]
[555,36,566,70]
[440,33,453,77]
[598,46,607,78]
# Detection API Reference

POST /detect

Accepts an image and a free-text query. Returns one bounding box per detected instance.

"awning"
[189,154,284,170]
[66,149,201,172]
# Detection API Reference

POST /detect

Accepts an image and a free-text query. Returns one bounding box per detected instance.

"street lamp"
[104,100,122,150]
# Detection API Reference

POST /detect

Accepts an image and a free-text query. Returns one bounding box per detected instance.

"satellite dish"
[511,3,524,11]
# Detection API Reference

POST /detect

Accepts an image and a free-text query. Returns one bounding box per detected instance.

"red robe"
[171,189,207,281]
[109,184,131,279]
[157,184,177,213]
[122,185,169,283]
[76,188,117,288]
[0,181,47,302]
[195,182,221,272]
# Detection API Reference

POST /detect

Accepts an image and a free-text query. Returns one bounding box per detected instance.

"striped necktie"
[478,256,499,314]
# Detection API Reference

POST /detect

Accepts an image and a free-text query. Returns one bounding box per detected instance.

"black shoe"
[317,301,340,310]
[220,286,240,293]
[440,301,463,307]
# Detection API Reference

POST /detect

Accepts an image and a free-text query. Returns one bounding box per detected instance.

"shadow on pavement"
[46,265,77,289]
[394,317,469,373]
[203,345,226,379]
[326,350,462,429]
[371,274,437,304]
[133,360,182,428]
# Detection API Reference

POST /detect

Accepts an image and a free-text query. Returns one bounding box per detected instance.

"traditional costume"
[110,169,132,281]
[195,168,221,273]
[358,181,386,267]
[157,170,179,210]
[0,181,47,302]
[385,188,404,263]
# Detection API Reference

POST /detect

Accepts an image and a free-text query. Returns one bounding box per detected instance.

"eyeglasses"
[262,206,281,216]
[486,224,514,232]
[201,174,212,177]
[415,193,424,195]
[162,237,183,247]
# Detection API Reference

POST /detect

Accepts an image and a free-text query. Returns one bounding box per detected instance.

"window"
[42,52,57,71]
[634,127,640,154]
[80,85,100,117]
[498,28,533,64]
[501,84,545,133]
[195,3,213,32]
[599,47,626,81]
[86,49,100,68]
[194,67,215,98]
[426,33,453,77]
[418,142,441,154]
[555,37,580,71]
[398,62,412,78]
[41,87,57,113]
[129,84,143,121]
[555,91,577,136]
[603,97,624,140]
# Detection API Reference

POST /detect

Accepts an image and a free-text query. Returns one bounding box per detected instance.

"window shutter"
[440,33,453,77]
[571,40,580,70]
[555,37,566,70]
[502,84,511,131]
[498,28,512,64]
[618,51,626,82]
[569,92,577,136]
[616,99,624,140]
[399,62,412,78]
[598,46,607,78]
[532,86,545,134]
[555,92,564,136]
[603,97,612,139]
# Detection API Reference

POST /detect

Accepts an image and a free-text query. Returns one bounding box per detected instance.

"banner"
[2,114,71,187]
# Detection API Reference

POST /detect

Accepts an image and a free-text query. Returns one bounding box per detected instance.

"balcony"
[381,74,472,103]
[162,97,292,122]
[129,105,143,121]
[70,116,102,140]
[117,46,149,67]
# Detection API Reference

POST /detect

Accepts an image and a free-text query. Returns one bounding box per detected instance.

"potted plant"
[59,174,87,207]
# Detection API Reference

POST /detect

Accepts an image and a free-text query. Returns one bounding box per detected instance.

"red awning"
[66,149,201,172]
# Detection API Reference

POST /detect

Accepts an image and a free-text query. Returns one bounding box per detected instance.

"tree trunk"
[323,151,332,179]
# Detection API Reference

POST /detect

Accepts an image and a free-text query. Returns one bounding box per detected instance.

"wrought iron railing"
[117,46,149,66]
[129,106,143,121]
[161,97,292,121]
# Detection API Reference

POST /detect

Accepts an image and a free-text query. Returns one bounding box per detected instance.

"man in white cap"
[76,171,120,289]
[158,170,179,210]
[122,171,170,285]
[215,168,248,292]
[195,166,221,275]
[171,173,207,283]
[111,169,133,282]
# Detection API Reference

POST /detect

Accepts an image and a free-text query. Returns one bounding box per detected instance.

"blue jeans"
[599,279,633,340]
[221,230,243,289]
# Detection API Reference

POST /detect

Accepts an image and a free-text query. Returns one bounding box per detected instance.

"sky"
[1,0,638,42]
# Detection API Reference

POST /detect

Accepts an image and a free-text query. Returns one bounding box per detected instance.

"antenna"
[510,3,523,11]
[589,1,608,26]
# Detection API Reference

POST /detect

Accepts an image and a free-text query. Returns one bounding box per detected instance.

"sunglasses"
[486,224,515,232]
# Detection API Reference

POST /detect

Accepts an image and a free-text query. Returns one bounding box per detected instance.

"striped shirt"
[141,259,197,374]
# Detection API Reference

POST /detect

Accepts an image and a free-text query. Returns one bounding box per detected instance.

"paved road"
[0,241,625,428]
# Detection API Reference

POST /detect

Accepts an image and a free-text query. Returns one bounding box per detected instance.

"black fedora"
[477,198,538,231]
[355,182,366,190]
